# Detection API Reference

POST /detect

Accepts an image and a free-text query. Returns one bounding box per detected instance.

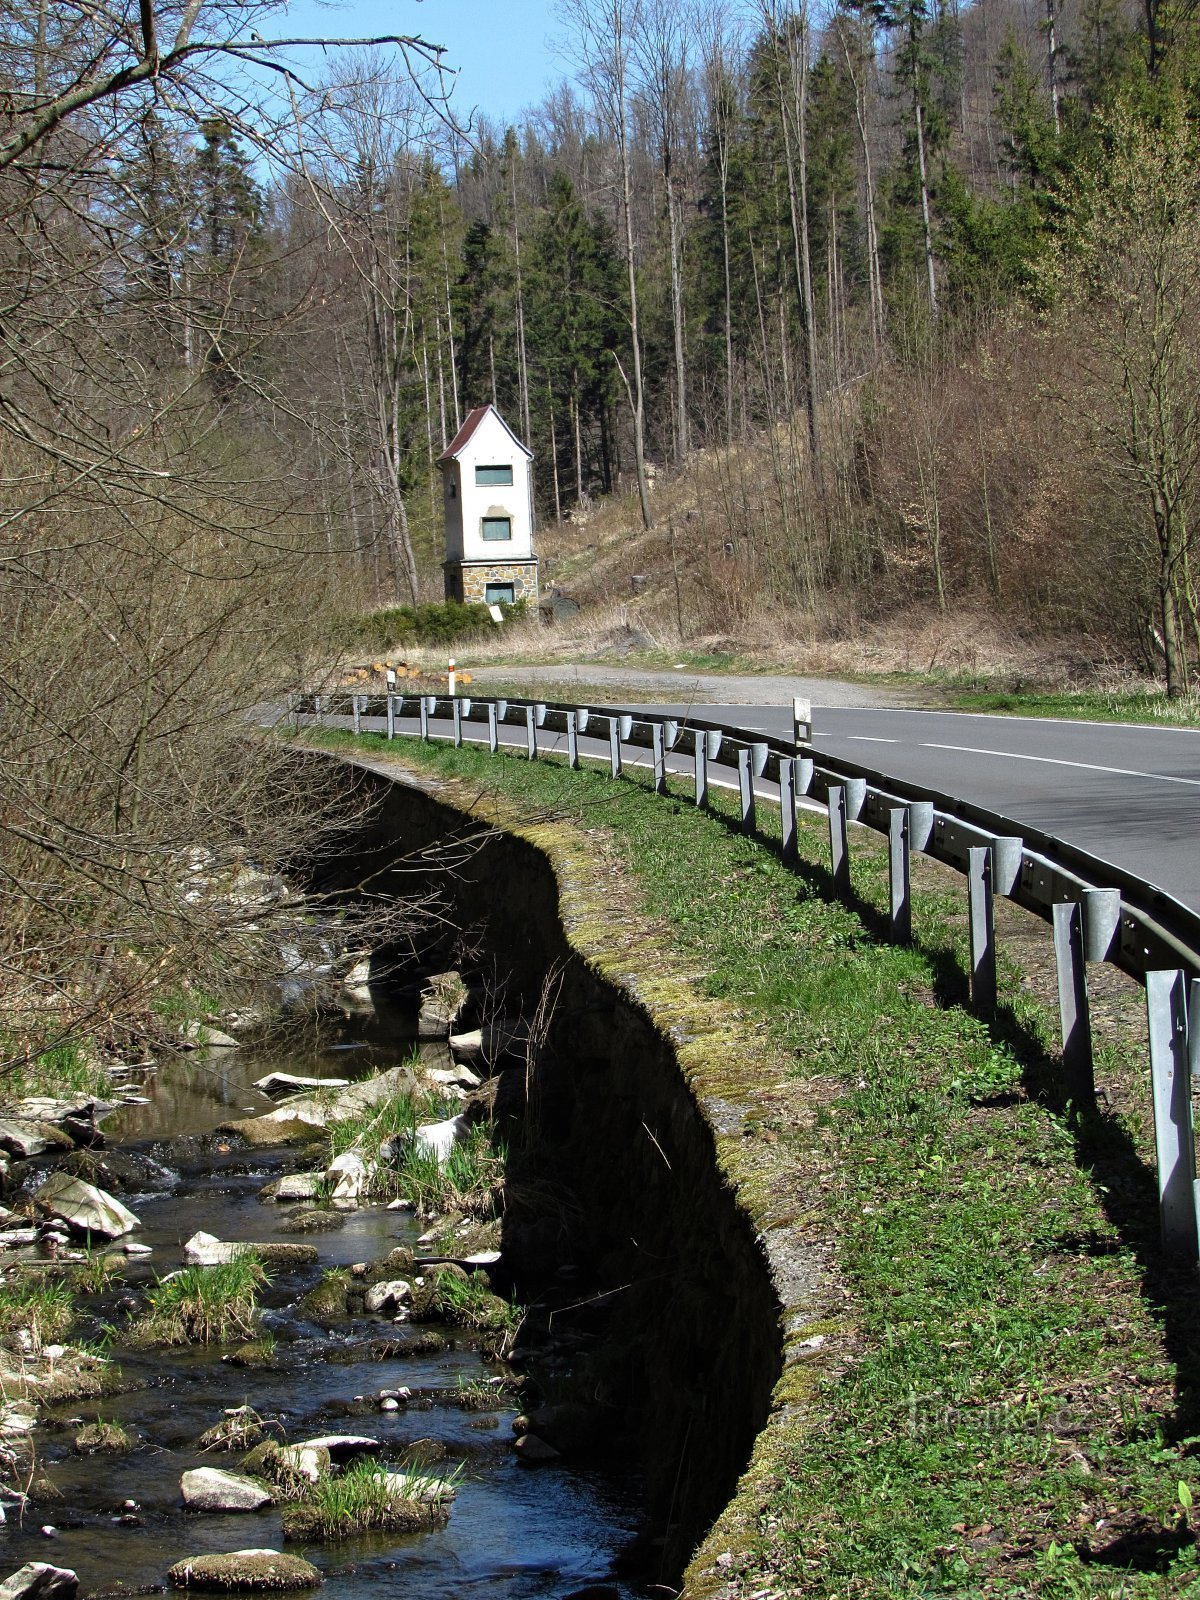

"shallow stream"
[3,1007,641,1597]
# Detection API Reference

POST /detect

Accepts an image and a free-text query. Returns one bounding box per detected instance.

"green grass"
[324,1083,504,1214]
[72,1251,120,1295]
[425,1269,522,1342]
[0,1274,75,1344]
[133,1256,268,1345]
[938,685,1200,726]
[301,725,1200,1598]
[0,1033,110,1101]
[394,1122,506,1216]
[279,1455,457,1541]
[325,1082,452,1165]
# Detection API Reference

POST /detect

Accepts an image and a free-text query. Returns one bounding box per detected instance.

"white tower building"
[439,405,539,607]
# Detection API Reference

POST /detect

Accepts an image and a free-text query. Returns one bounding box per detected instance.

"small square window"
[476,463,513,485]
[481,516,512,541]
[486,582,515,605]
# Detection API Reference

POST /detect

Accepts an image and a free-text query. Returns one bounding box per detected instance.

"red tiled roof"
[437,403,534,464]
[437,405,490,463]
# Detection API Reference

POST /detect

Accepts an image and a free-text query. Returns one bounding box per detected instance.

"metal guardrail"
[296,688,1200,1264]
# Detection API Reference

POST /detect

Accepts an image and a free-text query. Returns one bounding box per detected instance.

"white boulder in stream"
[183,1232,243,1266]
[277,1445,327,1483]
[181,1468,272,1512]
[33,1174,139,1241]
[0,1566,78,1600]
[182,1232,317,1269]
[325,1151,371,1203]
[413,1116,467,1163]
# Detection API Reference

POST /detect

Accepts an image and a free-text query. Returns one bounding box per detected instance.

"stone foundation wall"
[444,560,539,604]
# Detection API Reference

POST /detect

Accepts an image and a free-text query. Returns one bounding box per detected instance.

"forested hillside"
[1,0,1198,1057]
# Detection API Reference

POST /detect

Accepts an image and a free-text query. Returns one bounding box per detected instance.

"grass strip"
[303,728,1200,1598]
[935,686,1200,727]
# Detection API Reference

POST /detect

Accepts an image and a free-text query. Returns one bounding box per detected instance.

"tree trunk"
[665,157,690,462]
[911,35,939,318]
[838,15,885,352]
[510,161,532,446]
[619,115,652,529]
[771,4,820,459]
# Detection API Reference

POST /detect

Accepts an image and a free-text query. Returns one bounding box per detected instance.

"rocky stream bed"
[0,978,644,1599]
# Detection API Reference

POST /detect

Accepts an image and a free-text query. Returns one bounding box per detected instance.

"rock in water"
[183,1230,238,1265]
[182,1232,318,1269]
[181,1469,273,1512]
[0,1120,74,1159]
[363,1279,411,1313]
[254,1073,348,1101]
[166,1549,320,1590]
[0,1566,78,1600]
[417,971,469,1038]
[325,1151,370,1203]
[33,1174,139,1240]
[513,1433,561,1463]
[276,1445,328,1483]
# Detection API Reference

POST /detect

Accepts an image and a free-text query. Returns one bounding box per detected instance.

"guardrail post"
[737,747,755,833]
[968,845,996,1017]
[608,717,622,778]
[908,800,934,853]
[385,694,395,741]
[888,807,911,944]
[1052,901,1094,1104]
[314,694,324,726]
[452,698,463,748]
[780,758,799,864]
[487,702,499,754]
[992,836,1024,897]
[351,695,361,736]
[1083,888,1121,963]
[693,734,707,807]
[652,724,667,795]
[796,756,814,795]
[526,705,537,761]
[419,697,429,742]
[567,711,580,770]
[1145,969,1200,1261]
[828,785,850,895]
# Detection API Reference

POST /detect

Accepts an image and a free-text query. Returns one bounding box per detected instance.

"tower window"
[481,517,512,541]
[476,463,513,485]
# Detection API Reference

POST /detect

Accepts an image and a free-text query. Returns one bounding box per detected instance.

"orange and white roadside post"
[448,657,457,696]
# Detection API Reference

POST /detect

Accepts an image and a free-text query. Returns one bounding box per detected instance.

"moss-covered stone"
[281,1497,448,1542]
[298,1271,348,1322]
[287,1209,344,1233]
[73,1419,130,1454]
[167,1548,321,1590]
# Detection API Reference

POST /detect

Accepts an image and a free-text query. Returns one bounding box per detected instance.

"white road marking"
[846,735,898,743]
[921,742,1200,787]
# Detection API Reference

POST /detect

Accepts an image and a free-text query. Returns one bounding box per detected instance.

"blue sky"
[280,0,570,128]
